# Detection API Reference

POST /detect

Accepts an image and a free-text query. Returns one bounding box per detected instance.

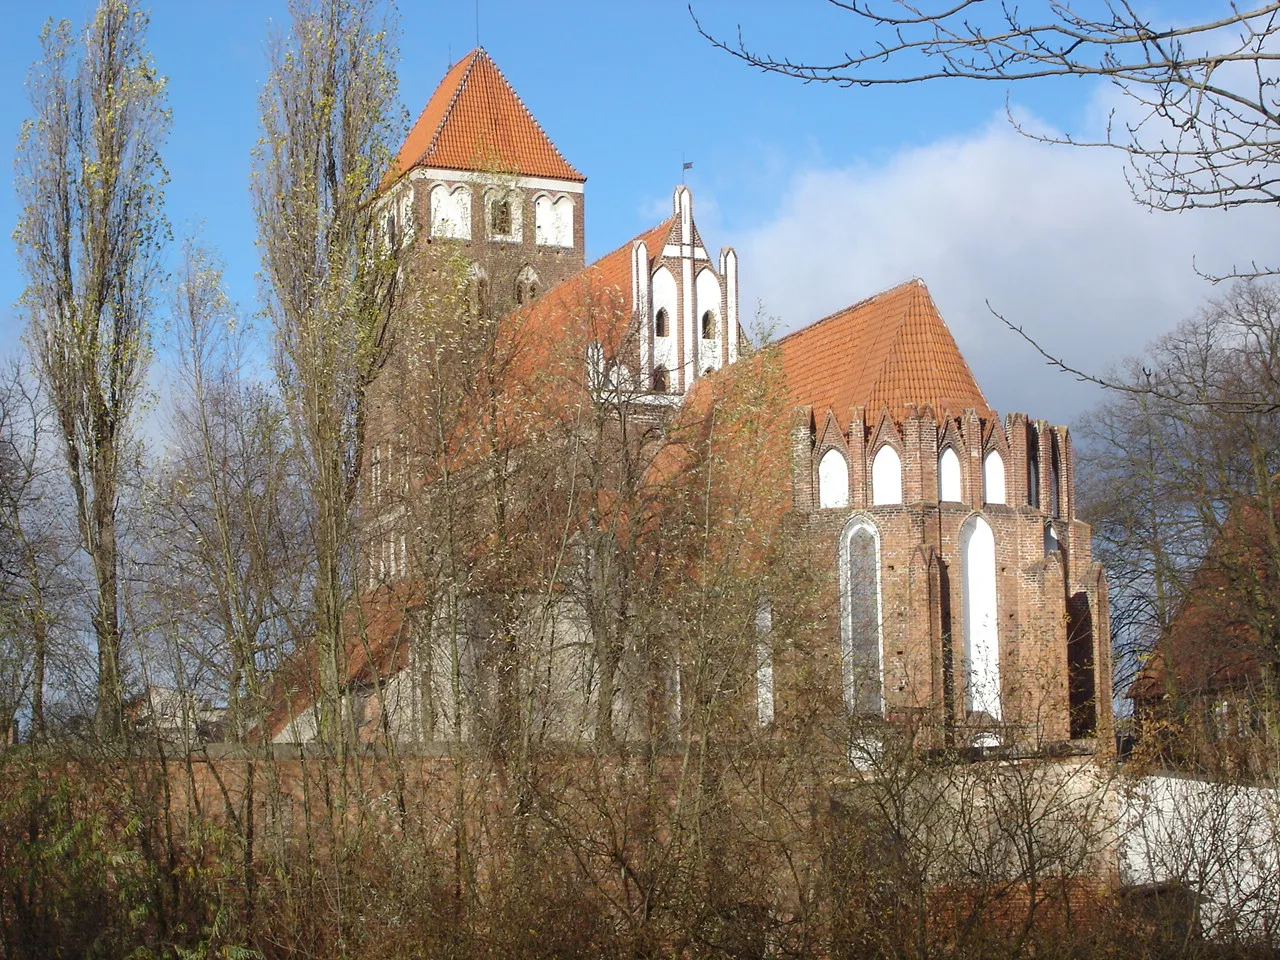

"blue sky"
[1,1,1274,426]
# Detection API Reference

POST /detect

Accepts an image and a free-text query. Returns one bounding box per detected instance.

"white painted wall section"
[819,449,850,509]
[430,183,471,240]
[983,449,1007,504]
[1121,774,1280,942]
[871,445,903,506]
[720,247,739,364]
[939,447,963,502]
[961,515,1000,720]
[695,268,723,372]
[651,267,678,377]
[633,241,650,374]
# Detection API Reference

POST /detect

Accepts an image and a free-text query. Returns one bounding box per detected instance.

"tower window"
[515,265,540,305]
[655,308,669,338]
[490,198,513,236]
[652,366,669,393]
[701,310,715,339]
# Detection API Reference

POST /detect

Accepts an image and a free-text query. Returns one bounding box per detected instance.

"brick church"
[266,48,1113,755]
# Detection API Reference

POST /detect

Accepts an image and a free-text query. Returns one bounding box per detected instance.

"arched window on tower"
[489,196,513,237]
[701,310,715,339]
[938,447,962,502]
[983,449,1006,505]
[515,265,540,305]
[655,307,669,338]
[961,515,1000,722]
[871,444,903,506]
[818,449,849,509]
[840,519,883,715]
[652,366,669,393]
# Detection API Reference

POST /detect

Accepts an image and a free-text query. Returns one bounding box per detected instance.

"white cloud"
[734,116,1280,426]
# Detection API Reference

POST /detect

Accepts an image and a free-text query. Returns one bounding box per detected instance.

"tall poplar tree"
[253,0,402,743]
[14,0,169,740]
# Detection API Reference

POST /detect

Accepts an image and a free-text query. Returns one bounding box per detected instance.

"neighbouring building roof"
[775,278,993,425]
[1129,496,1279,706]
[387,47,585,187]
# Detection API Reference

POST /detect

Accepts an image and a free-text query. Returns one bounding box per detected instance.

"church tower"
[382,48,586,301]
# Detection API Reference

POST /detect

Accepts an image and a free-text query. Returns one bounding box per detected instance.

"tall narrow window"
[841,520,883,714]
[755,598,775,727]
[818,448,850,509]
[490,198,512,236]
[1027,425,1040,508]
[871,444,903,506]
[1050,438,1062,518]
[983,449,1006,505]
[515,265,540,305]
[655,308,669,338]
[701,310,715,339]
[961,515,1000,720]
[938,447,962,502]
[652,366,669,393]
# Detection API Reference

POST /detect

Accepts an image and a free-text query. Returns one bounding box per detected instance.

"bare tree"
[1079,281,1280,704]
[138,241,312,740]
[253,0,402,744]
[14,0,169,740]
[698,2,1280,267]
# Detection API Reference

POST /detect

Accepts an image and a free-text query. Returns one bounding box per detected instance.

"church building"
[265,48,1113,756]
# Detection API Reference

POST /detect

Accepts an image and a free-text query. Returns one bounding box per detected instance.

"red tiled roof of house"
[386,48,584,188]
[775,278,993,425]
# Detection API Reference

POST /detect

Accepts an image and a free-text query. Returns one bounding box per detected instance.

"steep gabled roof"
[387,48,584,187]
[512,217,674,358]
[776,278,992,424]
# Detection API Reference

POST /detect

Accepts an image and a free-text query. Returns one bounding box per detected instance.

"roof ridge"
[473,50,581,181]
[908,281,992,414]
[415,50,480,171]
[772,277,922,348]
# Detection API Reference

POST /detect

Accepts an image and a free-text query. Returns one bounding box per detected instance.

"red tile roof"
[775,278,992,425]
[386,48,584,188]
[516,217,673,346]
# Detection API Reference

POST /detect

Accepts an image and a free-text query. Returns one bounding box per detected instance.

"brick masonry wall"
[790,404,1114,751]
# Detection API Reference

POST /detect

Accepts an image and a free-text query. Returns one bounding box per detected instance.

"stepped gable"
[387,48,584,187]
[776,278,993,425]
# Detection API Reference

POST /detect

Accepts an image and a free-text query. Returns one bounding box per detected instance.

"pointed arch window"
[1050,436,1062,518]
[871,444,903,506]
[840,518,883,715]
[755,597,775,727]
[701,310,715,339]
[655,307,670,338]
[652,366,669,393]
[818,448,849,509]
[515,265,540,305]
[490,197,513,236]
[1027,424,1040,508]
[961,515,1000,720]
[983,449,1006,505]
[938,447,962,502]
